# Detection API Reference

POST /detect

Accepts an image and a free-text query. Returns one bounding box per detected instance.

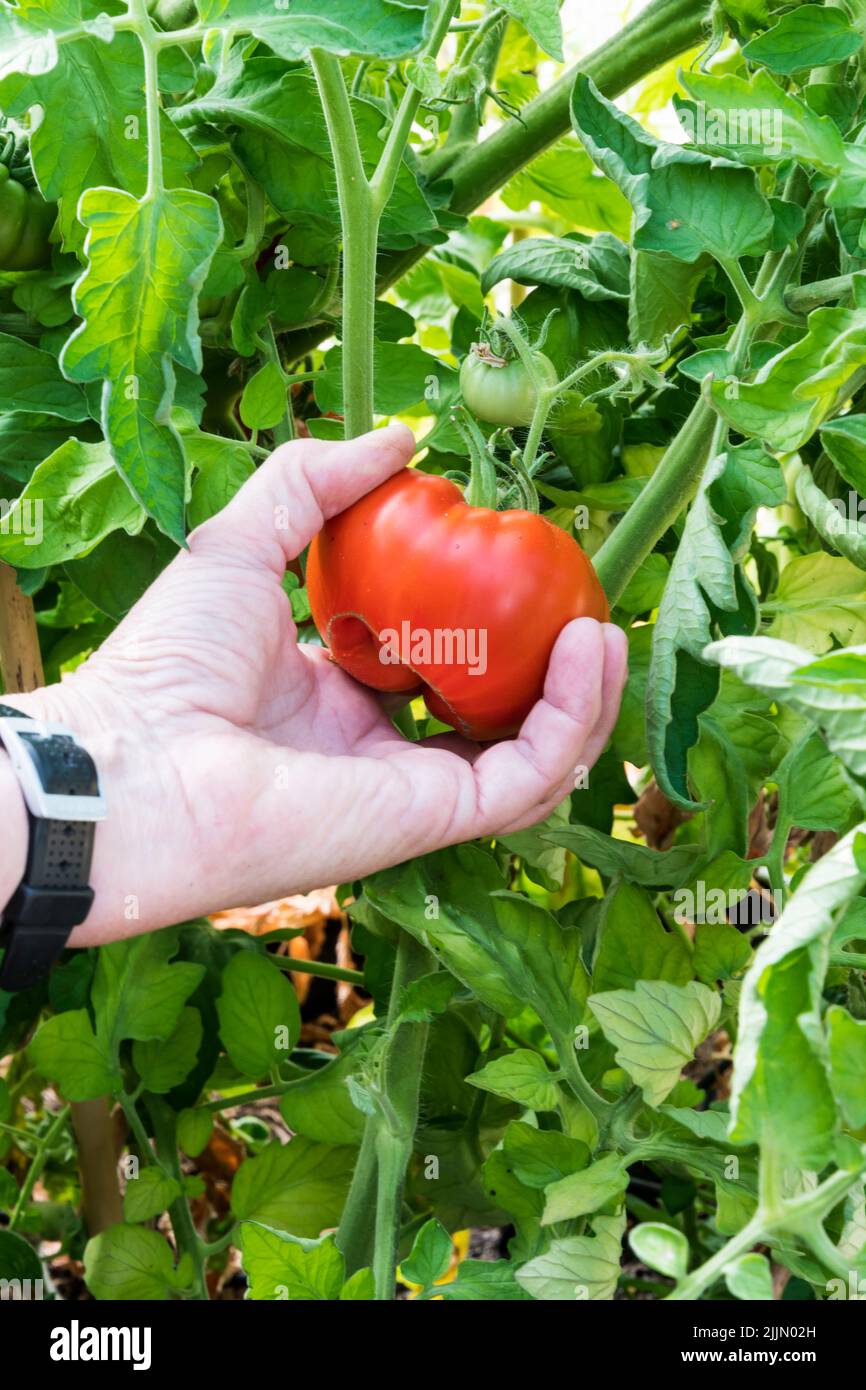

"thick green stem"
[336,1119,380,1275]
[310,50,377,438]
[372,932,432,1300]
[338,932,433,1288]
[431,0,706,212]
[592,397,717,604]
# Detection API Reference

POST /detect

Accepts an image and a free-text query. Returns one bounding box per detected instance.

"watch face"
[18,732,100,797]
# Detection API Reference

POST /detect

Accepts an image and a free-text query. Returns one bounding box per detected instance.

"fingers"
[462,620,627,839]
[187,421,415,570]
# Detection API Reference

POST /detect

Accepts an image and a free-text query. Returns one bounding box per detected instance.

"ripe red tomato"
[307,469,609,741]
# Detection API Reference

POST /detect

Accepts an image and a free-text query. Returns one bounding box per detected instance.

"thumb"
[188,422,415,569]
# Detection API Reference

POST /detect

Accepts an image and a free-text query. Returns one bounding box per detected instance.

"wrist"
[0,748,28,913]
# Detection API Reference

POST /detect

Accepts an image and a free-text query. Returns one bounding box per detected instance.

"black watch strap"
[0,706,105,992]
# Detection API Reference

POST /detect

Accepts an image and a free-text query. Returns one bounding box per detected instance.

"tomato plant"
[2,0,866,1328]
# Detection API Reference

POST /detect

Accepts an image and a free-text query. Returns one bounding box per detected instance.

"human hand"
[2,424,627,945]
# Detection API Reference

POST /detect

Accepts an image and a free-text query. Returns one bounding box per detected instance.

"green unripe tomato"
[0,165,54,271]
[459,344,558,427]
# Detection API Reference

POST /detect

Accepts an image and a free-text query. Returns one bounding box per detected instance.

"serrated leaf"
[240,1225,345,1300]
[84,1225,192,1300]
[516,1212,624,1300]
[61,185,222,544]
[588,980,721,1106]
[216,950,300,1079]
[571,74,773,264]
[132,1007,202,1094]
[231,1138,355,1239]
[123,1166,181,1224]
[467,1050,560,1111]
[542,1151,629,1224]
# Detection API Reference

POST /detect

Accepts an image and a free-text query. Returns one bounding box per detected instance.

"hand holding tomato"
[0,427,626,948]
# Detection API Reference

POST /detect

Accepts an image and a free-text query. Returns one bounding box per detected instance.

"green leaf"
[340,1267,375,1299]
[693,924,752,984]
[0,332,88,419]
[29,1009,119,1102]
[467,1050,560,1111]
[396,971,459,1023]
[516,1211,624,1300]
[231,1138,355,1239]
[646,442,783,806]
[542,823,700,887]
[240,1225,346,1300]
[60,185,222,545]
[186,434,255,529]
[132,1007,202,1094]
[728,828,866,1167]
[178,67,436,253]
[570,74,773,264]
[742,5,861,75]
[401,1218,452,1289]
[629,250,708,348]
[93,929,205,1063]
[500,0,563,60]
[588,980,721,1106]
[592,881,693,991]
[821,415,866,495]
[176,1107,213,1157]
[724,1251,774,1301]
[481,233,629,300]
[279,1029,371,1145]
[827,1005,866,1129]
[499,1121,590,1189]
[766,554,866,654]
[0,438,145,568]
[791,459,866,571]
[678,69,845,173]
[439,1259,532,1300]
[365,846,591,1047]
[0,1229,43,1283]
[123,1166,181,1224]
[629,1222,689,1280]
[502,137,631,238]
[711,277,866,452]
[706,635,866,785]
[239,363,288,431]
[0,31,198,254]
[774,731,858,835]
[84,1224,192,1300]
[195,0,427,59]
[216,950,301,1079]
[542,1151,629,1224]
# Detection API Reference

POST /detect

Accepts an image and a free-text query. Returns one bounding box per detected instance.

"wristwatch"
[0,704,105,992]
